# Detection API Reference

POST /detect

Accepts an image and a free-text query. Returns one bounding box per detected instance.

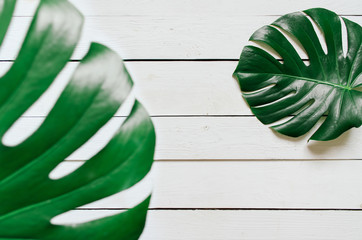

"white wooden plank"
[151,161,362,209]
[2,16,361,60]
[141,210,362,240]
[14,0,362,16]
[50,209,362,240]
[0,62,245,117]
[52,161,362,209]
[3,117,362,160]
[126,62,246,116]
[153,117,362,160]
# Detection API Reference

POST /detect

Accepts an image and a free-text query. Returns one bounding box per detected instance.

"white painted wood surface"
[5,116,362,160]
[50,209,362,240]
[0,62,247,116]
[2,16,362,60]
[4,0,362,239]
[141,210,362,240]
[52,161,362,209]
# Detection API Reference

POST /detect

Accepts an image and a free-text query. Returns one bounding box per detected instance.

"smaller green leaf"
[233,8,362,141]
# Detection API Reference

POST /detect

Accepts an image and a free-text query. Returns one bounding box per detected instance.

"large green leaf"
[233,8,362,141]
[0,0,155,239]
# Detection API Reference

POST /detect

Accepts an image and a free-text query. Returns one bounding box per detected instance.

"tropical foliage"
[0,0,155,239]
[234,8,362,141]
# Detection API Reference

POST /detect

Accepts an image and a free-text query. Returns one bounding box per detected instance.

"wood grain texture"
[51,209,362,240]
[141,210,362,240]
[5,116,362,160]
[50,161,362,210]
[0,62,245,117]
[14,0,362,16]
[2,15,361,60]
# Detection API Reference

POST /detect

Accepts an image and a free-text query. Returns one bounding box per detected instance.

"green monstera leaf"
[0,0,155,239]
[234,8,362,141]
